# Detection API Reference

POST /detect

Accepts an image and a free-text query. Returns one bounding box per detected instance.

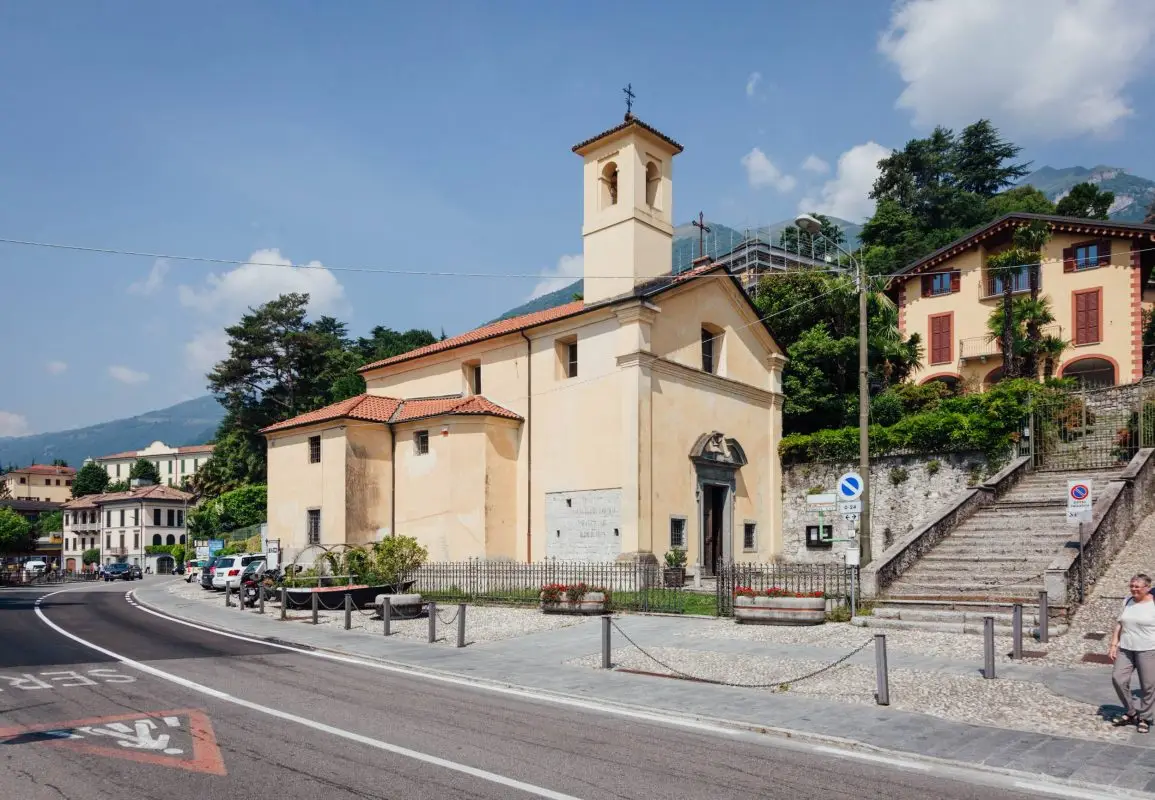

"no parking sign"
[1067,479,1092,523]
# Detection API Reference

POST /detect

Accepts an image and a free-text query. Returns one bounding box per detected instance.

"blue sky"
[2,0,1153,436]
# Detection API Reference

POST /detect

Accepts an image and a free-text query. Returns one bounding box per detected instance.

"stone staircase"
[854,467,1124,635]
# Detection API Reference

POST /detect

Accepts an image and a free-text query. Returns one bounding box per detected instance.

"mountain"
[498,215,864,320]
[0,395,224,470]
[1020,165,1155,222]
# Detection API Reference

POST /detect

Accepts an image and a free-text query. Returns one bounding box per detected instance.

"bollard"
[428,601,437,644]
[238,583,245,612]
[1011,604,1023,659]
[601,615,612,669]
[344,592,352,630]
[225,584,232,607]
[456,604,466,648]
[983,616,996,679]
[312,590,319,625]
[874,634,889,706]
[258,585,265,615]
[280,587,287,620]
[383,596,392,636]
[1038,590,1049,643]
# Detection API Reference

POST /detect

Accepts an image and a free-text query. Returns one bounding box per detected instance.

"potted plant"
[540,583,611,614]
[733,587,826,625]
[663,549,687,588]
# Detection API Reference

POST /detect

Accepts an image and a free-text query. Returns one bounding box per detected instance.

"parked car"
[185,559,205,583]
[103,563,134,582]
[23,559,47,575]
[129,564,143,579]
[211,554,267,591]
[200,556,221,590]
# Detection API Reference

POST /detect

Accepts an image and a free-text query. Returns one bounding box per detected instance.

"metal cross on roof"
[692,211,711,260]
[623,83,635,117]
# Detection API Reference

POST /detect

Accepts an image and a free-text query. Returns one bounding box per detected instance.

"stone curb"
[132,585,1155,800]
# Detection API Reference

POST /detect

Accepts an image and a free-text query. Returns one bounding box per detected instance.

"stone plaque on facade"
[545,489,622,561]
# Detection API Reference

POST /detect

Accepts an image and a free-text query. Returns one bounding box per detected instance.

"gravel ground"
[164,578,586,646]
[569,645,1131,743]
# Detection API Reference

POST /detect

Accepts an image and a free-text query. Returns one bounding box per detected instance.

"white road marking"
[1012,781,1117,799]
[124,591,742,738]
[34,592,583,800]
[812,746,930,771]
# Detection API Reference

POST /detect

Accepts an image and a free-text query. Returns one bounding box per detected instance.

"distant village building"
[263,114,787,577]
[1,464,76,503]
[61,484,192,572]
[95,441,214,487]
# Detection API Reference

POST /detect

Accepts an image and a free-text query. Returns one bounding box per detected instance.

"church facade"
[262,115,787,575]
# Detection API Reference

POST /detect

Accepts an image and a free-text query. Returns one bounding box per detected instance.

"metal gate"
[1025,382,1155,472]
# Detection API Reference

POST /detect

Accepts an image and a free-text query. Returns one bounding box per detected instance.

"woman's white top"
[1118,597,1155,651]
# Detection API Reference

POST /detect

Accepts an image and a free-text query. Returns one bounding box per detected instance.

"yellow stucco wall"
[266,423,347,558]
[902,233,1142,387]
[344,424,392,546]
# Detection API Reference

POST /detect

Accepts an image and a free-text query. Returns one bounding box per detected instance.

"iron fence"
[1026,383,1155,471]
[715,561,858,617]
[407,559,707,614]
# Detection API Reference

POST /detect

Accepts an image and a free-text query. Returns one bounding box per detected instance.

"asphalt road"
[1,580,1057,799]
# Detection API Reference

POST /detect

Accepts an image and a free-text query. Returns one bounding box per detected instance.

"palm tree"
[1013,221,1052,378]
[986,295,1067,381]
[988,249,1021,379]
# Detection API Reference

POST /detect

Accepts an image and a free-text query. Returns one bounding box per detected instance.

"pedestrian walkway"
[135,582,1155,796]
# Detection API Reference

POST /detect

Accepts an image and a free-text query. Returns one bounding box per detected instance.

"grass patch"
[415,588,718,616]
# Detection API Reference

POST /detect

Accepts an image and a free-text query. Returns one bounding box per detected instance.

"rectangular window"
[805,525,833,549]
[153,508,161,526]
[1064,239,1110,272]
[701,328,715,373]
[133,533,139,549]
[106,535,111,549]
[106,511,111,527]
[415,430,430,455]
[194,459,199,470]
[1073,288,1102,345]
[116,464,121,477]
[177,510,184,527]
[929,313,953,365]
[308,435,321,464]
[119,509,125,527]
[743,522,757,552]
[307,509,321,545]
[471,363,482,395]
[987,266,1028,296]
[167,460,173,474]
[566,341,578,378]
[182,459,188,472]
[132,509,138,526]
[119,534,125,549]
[65,480,71,486]
[167,509,175,527]
[669,517,687,549]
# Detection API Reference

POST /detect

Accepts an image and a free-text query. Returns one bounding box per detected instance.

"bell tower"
[572,115,683,304]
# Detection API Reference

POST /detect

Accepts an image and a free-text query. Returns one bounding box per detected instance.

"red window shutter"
[929,315,951,364]
[1074,292,1088,344]
[1098,239,1111,267]
[1063,246,1075,273]
[921,275,931,296]
[950,270,961,293]
[1087,290,1100,342]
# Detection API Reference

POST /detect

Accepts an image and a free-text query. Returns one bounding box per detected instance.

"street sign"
[837,472,864,500]
[208,539,224,556]
[838,500,862,513]
[845,548,860,566]
[842,513,860,523]
[1067,479,1092,523]
[806,493,836,507]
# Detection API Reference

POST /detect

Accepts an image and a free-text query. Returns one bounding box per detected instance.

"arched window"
[1061,356,1117,389]
[645,161,660,207]
[179,534,186,545]
[152,534,162,546]
[600,161,618,208]
[166,534,176,546]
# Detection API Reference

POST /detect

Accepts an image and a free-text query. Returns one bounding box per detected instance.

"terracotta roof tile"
[62,496,98,509]
[8,465,76,476]
[391,395,522,423]
[571,115,684,155]
[259,394,402,434]
[359,301,585,373]
[65,484,193,507]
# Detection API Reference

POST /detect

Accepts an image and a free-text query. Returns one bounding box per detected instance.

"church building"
[262,114,787,576]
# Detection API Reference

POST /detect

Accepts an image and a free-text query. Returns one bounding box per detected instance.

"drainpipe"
[521,330,533,563]
[388,423,396,537]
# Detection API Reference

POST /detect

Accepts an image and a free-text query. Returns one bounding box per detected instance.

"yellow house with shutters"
[262,114,787,575]
[889,213,1155,390]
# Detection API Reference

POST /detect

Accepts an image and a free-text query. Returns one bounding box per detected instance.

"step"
[920,554,1036,564]
[850,616,1068,637]
[885,585,1045,599]
[872,606,1046,626]
[871,598,1048,614]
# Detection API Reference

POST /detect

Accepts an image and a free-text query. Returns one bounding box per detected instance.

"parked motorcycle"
[242,567,282,607]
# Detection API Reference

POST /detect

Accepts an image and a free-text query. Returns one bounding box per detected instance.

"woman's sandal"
[1112,713,1138,726]
[1138,720,1150,734]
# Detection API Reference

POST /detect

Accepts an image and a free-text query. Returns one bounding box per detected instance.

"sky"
[2,0,1153,436]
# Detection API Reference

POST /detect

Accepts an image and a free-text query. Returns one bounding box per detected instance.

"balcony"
[105,546,128,556]
[958,324,1063,365]
[979,267,1034,300]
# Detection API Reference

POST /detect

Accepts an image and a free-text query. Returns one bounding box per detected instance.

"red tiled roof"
[359,301,586,373]
[62,496,98,509]
[64,484,192,507]
[99,443,215,460]
[9,465,76,476]
[260,394,402,434]
[571,115,684,155]
[261,393,522,435]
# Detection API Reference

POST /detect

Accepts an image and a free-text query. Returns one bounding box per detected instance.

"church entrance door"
[702,484,727,577]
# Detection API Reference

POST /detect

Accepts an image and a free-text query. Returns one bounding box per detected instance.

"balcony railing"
[105,546,128,556]
[958,324,1062,364]
[979,267,1034,300]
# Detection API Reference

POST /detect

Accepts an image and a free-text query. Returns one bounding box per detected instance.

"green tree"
[82,548,100,565]
[188,484,266,536]
[72,461,111,497]
[129,458,161,485]
[34,510,63,535]
[0,507,33,554]
[106,479,130,493]
[1015,221,1052,378]
[986,296,1068,381]
[355,326,439,365]
[1055,182,1115,220]
[952,119,1032,195]
[778,213,846,261]
[50,458,68,467]
[985,185,1056,217]
[171,543,187,567]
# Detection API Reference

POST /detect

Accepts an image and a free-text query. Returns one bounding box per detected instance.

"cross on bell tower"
[623,83,636,119]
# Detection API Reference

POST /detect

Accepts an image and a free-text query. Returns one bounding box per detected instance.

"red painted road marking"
[0,708,226,775]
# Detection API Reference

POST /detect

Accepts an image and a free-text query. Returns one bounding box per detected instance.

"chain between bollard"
[435,607,461,627]
[608,619,873,690]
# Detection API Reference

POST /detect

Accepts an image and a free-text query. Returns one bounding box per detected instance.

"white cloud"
[108,365,149,385]
[799,142,892,222]
[178,248,347,317]
[745,72,762,97]
[740,148,797,193]
[128,259,170,295]
[527,253,583,300]
[801,155,830,174]
[184,329,230,376]
[0,411,30,437]
[880,0,1155,138]
[45,360,67,375]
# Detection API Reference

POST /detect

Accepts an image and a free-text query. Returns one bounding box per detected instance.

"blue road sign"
[837,472,864,500]
[208,539,224,555]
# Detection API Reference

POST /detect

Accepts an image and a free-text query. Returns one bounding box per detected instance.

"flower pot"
[734,595,826,625]
[540,590,608,615]
[663,567,685,588]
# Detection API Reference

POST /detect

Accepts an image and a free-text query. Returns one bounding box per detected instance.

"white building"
[61,483,193,573]
[95,441,214,488]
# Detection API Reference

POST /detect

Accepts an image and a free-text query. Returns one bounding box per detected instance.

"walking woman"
[1110,574,1155,733]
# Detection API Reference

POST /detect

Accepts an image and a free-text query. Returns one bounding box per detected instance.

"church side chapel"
[263,101,787,579]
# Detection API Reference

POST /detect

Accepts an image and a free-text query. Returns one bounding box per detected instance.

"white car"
[23,559,47,575]
[210,554,266,590]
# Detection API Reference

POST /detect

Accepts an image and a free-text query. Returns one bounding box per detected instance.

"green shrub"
[926,459,941,475]
[871,391,905,427]
[889,466,909,486]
